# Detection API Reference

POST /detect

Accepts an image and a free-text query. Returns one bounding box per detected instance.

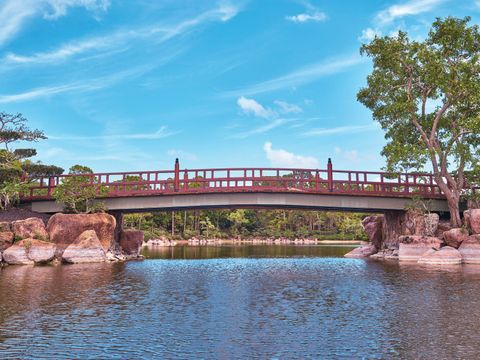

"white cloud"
[3,3,240,64]
[0,64,155,103]
[375,0,445,25]
[302,124,377,137]
[48,126,175,141]
[274,100,303,114]
[359,28,382,42]
[0,0,110,46]
[223,55,363,97]
[335,147,359,163]
[286,12,327,23]
[237,96,275,119]
[264,142,319,168]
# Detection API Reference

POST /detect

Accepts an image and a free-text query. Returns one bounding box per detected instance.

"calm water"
[2,245,480,359]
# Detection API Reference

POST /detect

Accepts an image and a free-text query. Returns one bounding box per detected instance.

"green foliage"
[53,165,108,213]
[357,17,480,226]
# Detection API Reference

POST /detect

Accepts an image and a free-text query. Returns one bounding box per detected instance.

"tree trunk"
[445,192,462,228]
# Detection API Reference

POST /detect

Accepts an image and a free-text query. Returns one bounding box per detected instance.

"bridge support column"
[110,211,124,248]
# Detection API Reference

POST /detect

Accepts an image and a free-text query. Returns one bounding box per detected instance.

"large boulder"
[47,213,116,256]
[62,230,106,264]
[344,244,377,258]
[464,209,480,234]
[0,231,14,252]
[418,246,462,265]
[443,228,469,249]
[361,215,384,249]
[404,213,439,236]
[398,236,443,261]
[459,235,480,264]
[119,230,144,256]
[436,219,453,240]
[11,217,48,240]
[2,239,55,265]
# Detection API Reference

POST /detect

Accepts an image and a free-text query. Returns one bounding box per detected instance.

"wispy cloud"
[48,126,175,141]
[375,0,445,25]
[0,63,157,104]
[167,149,198,162]
[223,55,363,97]
[0,0,110,47]
[3,2,241,65]
[233,118,289,139]
[359,28,382,42]
[285,1,327,23]
[264,142,319,168]
[301,124,377,137]
[274,100,303,114]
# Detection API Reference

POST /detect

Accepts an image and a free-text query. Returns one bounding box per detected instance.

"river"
[1,244,480,359]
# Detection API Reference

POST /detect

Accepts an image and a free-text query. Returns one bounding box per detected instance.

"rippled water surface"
[2,245,480,359]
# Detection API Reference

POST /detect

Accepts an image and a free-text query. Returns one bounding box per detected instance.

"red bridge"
[22,159,454,214]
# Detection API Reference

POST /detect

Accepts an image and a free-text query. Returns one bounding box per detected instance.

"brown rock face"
[464,209,480,234]
[418,246,462,265]
[119,230,144,256]
[0,222,11,232]
[436,220,453,239]
[344,245,377,258]
[443,228,469,248]
[361,216,384,249]
[404,213,439,236]
[459,235,480,264]
[2,238,55,265]
[11,217,48,240]
[0,231,14,252]
[62,230,106,263]
[398,236,443,261]
[47,213,116,256]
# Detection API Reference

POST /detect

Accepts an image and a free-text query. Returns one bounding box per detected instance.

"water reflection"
[142,244,356,259]
[2,248,480,358]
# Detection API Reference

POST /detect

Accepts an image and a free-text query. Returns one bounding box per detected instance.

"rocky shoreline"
[0,212,144,266]
[345,209,480,266]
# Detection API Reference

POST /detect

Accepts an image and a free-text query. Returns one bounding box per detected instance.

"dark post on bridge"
[174,158,180,192]
[327,158,333,192]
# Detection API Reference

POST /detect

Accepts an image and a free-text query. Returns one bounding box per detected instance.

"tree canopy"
[357,16,480,226]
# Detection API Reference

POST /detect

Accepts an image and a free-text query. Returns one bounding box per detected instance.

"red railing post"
[183,170,189,191]
[48,177,54,197]
[327,158,333,192]
[174,158,180,192]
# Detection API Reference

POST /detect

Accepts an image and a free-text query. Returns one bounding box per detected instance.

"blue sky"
[0,0,478,173]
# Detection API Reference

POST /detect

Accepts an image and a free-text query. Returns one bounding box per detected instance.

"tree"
[53,165,107,213]
[357,17,480,227]
[0,112,63,208]
[227,209,249,236]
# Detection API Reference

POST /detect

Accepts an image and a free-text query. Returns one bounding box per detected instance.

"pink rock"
[398,236,443,261]
[361,216,384,249]
[62,230,106,264]
[119,230,144,256]
[459,235,480,264]
[443,228,469,248]
[11,217,48,240]
[2,238,55,265]
[464,209,480,234]
[418,246,462,265]
[0,231,14,252]
[344,245,377,258]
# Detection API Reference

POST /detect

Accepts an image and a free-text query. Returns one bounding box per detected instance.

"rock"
[0,222,11,232]
[362,215,384,249]
[459,235,480,264]
[404,213,439,236]
[464,209,480,234]
[47,213,116,256]
[11,217,48,240]
[2,243,32,265]
[344,245,377,258]
[2,238,55,265]
[443,228,469,249]
[418,246,462,265]
[398,236,443,261]
[436,220,453,239]
[62,230,106,264]
[0,231,14,251]
[119,230,144,256]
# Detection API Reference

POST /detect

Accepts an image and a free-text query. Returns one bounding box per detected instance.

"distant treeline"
[124,209,369,241]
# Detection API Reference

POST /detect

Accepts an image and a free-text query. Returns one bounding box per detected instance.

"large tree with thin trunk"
[357,17,480,227]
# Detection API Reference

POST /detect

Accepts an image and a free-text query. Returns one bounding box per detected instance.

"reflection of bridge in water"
[22,159,455,214]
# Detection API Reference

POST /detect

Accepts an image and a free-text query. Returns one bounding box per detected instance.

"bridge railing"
[22,159,445,201]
